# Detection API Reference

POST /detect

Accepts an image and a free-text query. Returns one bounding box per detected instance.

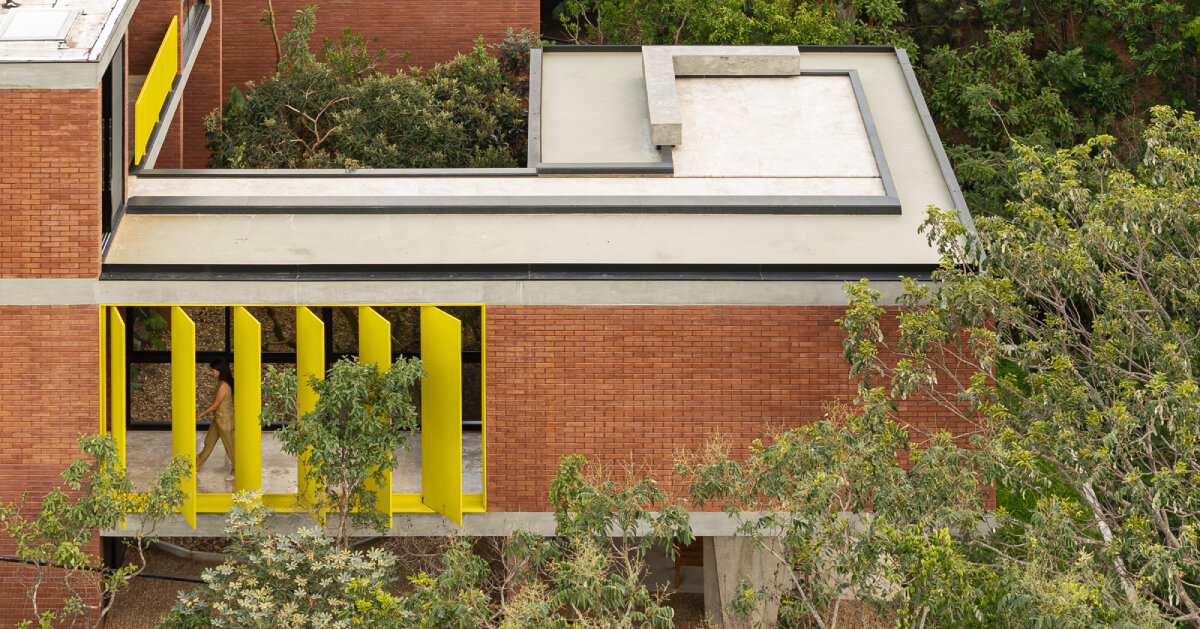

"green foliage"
[554,0,912,47]
[162,457,691,628]
[0,435,188,629]
[206,6,527,169]
[160,493,406,629]
[260,356,424,543]
[827,111,1200,626]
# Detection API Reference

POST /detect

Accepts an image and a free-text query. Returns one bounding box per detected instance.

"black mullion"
[322,307,334,367]
[124,307,134,433]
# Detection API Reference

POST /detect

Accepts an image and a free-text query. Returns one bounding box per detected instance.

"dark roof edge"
[100,263,936,283]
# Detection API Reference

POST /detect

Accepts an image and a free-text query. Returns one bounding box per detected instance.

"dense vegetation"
[205,7,533,169]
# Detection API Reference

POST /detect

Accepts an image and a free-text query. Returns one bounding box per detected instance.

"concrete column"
[703,536,793,627]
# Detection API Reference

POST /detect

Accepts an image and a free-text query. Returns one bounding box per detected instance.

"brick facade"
[126,0,539,167]
[0,90,101,278]
[484,306,978,512]
[0,306,102,626]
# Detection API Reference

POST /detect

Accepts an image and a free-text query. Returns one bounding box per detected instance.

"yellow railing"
[133,16,178,166]
[102,304,481,530]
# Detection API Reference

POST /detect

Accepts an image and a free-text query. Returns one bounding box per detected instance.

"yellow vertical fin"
[421,307,463,526]
[296,307,324,520]
[171,307,197,529]
[358,306,393,528]
[109,309,127,471]
[99,307,107,436]
[233,307,262,496]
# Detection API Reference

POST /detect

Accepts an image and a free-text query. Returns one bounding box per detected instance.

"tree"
[160,457,692,628]
[206,6,528,169]
[820,107,1197,627]
[260,356,425,544]
[553,0,912,48]
[0,435,188,629]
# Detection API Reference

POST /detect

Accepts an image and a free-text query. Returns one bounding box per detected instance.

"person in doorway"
[197,358,235,482]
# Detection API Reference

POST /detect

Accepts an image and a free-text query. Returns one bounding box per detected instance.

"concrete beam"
[642,47,682,146]
[0,278,914,307]
[103,510,759,538]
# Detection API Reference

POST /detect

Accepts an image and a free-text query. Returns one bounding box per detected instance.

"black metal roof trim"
[123,194,901,215]
[100,263,936,283]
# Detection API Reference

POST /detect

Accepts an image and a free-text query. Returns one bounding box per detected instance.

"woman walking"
[197,358,235,482]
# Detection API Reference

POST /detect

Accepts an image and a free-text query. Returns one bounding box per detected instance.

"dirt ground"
[104,547,219,629]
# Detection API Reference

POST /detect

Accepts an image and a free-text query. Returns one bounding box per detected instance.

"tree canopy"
[206,6,532,169]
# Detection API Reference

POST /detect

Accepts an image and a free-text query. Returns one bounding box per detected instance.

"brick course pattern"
[0,91,101,278]
[0,306,101,625]
[484,306,980,512]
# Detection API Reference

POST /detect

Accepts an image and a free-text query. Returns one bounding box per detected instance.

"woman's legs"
[195,421,221,472]
[215,413,235,474]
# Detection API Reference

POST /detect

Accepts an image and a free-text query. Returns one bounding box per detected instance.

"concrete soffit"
[0,0,140,89]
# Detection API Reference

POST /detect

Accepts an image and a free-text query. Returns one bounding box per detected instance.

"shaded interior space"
[122,305,482,428]
[124,430,484,496]
[108,304,486,515]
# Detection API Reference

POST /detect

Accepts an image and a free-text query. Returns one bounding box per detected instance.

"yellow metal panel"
[109,308,127,470]
[133,16,179,165]
[99,308,106,436]
[358,307,393,527]
[233,307,262,495]
[296,307,324,518]
[462,493,486,514]
[392,493,485,514]
[390,494,435,513]
[262,493,299,511]
[171,307,197,529]
[198,493,302,513]
[421,306,463,526]
[196,493,234,513]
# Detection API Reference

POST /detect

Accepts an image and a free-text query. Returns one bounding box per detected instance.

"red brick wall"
[0,90,101,278]
[0,306,102,625]
[484,306,978,512]
[220,0,540,93]
[145,0,539,166]
[182,0,222,169]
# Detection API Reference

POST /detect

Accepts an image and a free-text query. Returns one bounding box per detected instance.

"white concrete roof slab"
[671,75,879,178]
[107,211,933,267]
[0,0,138,88]
[113,48,966,271]
[539,51,660,164]
[0,0,130,61]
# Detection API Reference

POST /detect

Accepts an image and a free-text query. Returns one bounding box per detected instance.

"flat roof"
[0,0,136,88]
[107,46,970,277]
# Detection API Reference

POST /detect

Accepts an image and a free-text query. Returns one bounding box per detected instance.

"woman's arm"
[197,382,231,418]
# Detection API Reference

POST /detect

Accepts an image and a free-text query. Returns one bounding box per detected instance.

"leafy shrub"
[205,6,528,169]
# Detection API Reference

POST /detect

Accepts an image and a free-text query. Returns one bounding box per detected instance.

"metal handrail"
[133,16,178,165]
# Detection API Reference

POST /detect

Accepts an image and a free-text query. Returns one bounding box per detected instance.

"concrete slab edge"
[0,278,913,307]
